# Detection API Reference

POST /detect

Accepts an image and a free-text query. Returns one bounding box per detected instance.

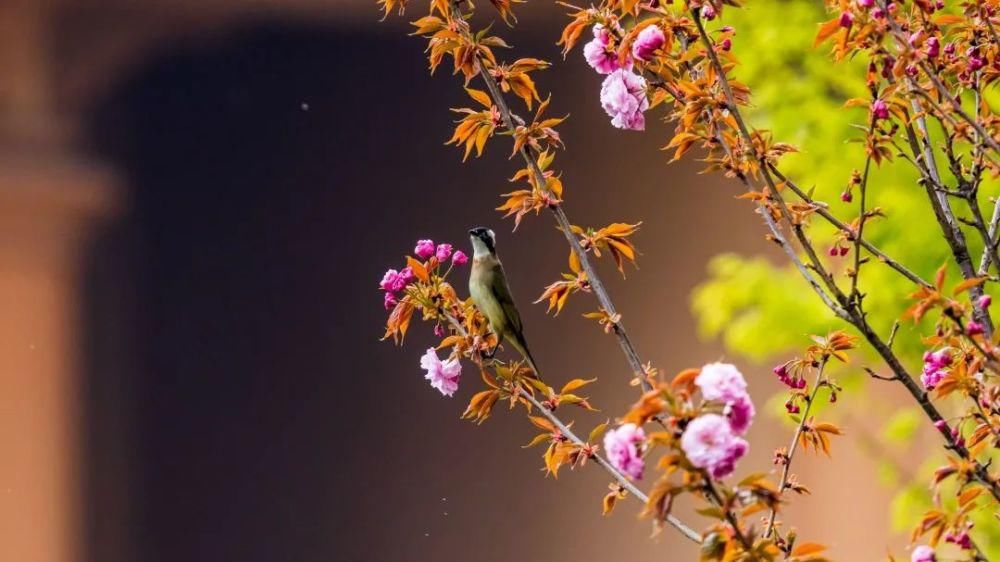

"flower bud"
[839,11,854,27]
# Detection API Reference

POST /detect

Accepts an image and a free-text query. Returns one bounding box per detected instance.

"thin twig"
[766,165,932,289]
[689,9,1000,502]
[444,3,652,391]
[764,357,829,538]
[443,314,702,542]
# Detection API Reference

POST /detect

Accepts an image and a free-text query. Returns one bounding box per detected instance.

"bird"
[467,227,541,378]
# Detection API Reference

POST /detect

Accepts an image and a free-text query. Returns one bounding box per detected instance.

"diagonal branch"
[688,9,1000,502]
[444,313,701,543]
[449,6,652,390]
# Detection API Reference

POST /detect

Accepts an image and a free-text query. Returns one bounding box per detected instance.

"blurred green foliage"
[689,0,998,556]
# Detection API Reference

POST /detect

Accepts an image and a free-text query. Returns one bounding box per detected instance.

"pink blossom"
[681,414,748,479]
[631,25,665,62]
[696,362,748,403]
[420,348,462,397]
[415,239,436,259]
[452,250,469,266]
[435,243,453,262]
[380,268,402,292]
[399,266,415,286]
[603,423,646,479]
[921,349,952,390]
[583,25,628,74]
[945,529,972,550]
[727,396,755,435]
[967,320,984,335]
[926,36,940,58]
[600,69,649,131]
[719,38,732,51]
[383,292,398,310]
[700,3,716,20]
[978,294,991,309]
[839,11,854,27]
[857,0,873,7]
[911,546,936,562]
[872,99,890,120]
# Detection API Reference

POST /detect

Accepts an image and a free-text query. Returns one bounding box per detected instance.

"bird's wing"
[490,263,523,336]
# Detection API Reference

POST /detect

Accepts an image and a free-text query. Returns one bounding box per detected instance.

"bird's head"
[469,227,496,257]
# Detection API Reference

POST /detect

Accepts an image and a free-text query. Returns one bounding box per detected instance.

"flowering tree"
[376,0,999,560]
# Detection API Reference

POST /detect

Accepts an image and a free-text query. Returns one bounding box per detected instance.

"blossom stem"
[441,312,702,543]
[517,386,702,542]
[764,357,829,539]
[446,1,652,391]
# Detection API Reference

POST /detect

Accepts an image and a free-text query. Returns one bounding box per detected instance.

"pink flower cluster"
[921,349,952,390]
[695,363,755,435]
[379,267,415,310]
[911,546,935,562]
[414,239,468,265]
[631,26,665,62]
[420,348,462,397]
[582,24,649,131]
[604,423,646,479]
[600,69,649,131]
[679,363,753,479]
[380,238,468,310]
[681,414,749,479]
[583,24,628,74]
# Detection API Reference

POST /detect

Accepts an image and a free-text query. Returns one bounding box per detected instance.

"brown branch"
[518,386,702,542]
[766,165,932,290]
[764,357,829,539]
[444,3,652,391]
[689,9,1000,502]
[443,314,702,542]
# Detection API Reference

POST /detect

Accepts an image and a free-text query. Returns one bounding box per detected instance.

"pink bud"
[872,7,885,18]
[857,0,873,6]
[841,190,853,202]
[451,250,469,266]
[969,56,984,72]
[966,320,984,335]
[838,246,850,256]
[934,420,947,431]
[434,323,446,338]
[871,99,890,120]
[829,246,839,256]
[700,3,716,20]
[978,294,991,309]
[414,239,436,259]
[944,42,955,55]
[927,36,940,58]
[720,38,732,51]
[383,292,398,310]
[839,11,854,27]
[773,364,788,377]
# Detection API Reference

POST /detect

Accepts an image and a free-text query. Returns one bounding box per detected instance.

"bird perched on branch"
[468,227,541,378]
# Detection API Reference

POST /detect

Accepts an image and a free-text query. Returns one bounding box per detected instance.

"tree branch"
[764,357,829,539]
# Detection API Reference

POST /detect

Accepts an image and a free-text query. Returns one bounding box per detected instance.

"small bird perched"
[468,227,541,378]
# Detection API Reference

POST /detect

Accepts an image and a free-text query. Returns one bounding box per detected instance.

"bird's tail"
[508,335,542,380]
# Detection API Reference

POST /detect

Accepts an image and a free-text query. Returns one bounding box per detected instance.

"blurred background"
[0,0,945,561]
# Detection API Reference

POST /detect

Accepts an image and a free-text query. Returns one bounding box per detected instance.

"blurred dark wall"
[80,18,850,562]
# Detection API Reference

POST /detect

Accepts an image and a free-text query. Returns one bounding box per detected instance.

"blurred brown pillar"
[0,157,117,562]
[0,1,119,560]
